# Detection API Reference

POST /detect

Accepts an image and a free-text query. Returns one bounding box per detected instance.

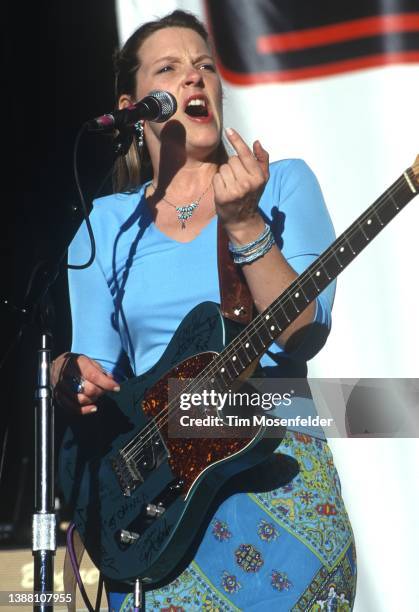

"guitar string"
[121,174,412,464]
[121,175,413,468]
[120,174,413,465]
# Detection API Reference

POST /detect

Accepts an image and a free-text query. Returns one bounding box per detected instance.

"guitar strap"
[217,220,254,325]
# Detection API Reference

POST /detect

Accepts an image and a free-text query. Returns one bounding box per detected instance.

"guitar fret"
[334,251,344,268]
[238,346,249,368]
[309,267,325,291]
[299,275,319,303]
[242,335,258,359]
[344,235,356,255]
[230,348,245,370]
[248,329,266,353]
[363,214,384,240]
[264,312,282,338]
[279,303,291,323]
[296,283,310,304]
[310,273,320,291]
[216,364,232,386]
[347,228,368,254]
[229,358,240,375]
[390,192,400,211]
[321,263,332,281]
[357,220,370,241]
[259,318,276,344]
[335,242,356,269]
[223,359,238,379]
[374,209,384,227]
[289,293,301,313]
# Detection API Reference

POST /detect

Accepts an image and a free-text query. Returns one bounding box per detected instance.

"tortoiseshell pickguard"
[142,352,259,494]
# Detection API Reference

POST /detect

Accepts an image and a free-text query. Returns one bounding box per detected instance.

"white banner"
[116,2,419,609]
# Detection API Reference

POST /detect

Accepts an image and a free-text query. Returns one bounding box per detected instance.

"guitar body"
[59,301,283,585]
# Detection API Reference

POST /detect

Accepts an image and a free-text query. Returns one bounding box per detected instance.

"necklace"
[151,181,213,229]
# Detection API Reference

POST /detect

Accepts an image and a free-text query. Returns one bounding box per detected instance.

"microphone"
[87,90,177,132]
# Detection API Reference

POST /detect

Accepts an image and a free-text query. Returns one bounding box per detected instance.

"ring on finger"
[71,375,86,395]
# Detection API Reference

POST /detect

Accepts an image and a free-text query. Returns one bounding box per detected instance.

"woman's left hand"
[213,128,270,239]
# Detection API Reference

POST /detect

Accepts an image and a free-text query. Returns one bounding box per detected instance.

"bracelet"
[228,223,275,264]
[228,223,271,254]
[233,234,275,264]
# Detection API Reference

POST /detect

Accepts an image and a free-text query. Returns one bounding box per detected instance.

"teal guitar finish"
[59,302,281,585]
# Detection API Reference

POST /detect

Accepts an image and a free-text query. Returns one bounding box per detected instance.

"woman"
[53,10,356,611]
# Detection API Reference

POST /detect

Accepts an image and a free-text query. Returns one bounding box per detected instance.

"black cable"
[67,123,97,270]
[67,123,122,269]
[94,574,104,611]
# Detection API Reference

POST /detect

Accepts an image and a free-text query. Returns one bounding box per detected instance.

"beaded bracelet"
[228,223,275,264]
[228,223,271,254]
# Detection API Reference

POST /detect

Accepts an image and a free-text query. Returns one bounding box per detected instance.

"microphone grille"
[149,90,177,122]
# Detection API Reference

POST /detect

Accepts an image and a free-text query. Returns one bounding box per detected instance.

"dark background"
[1,0,119,544]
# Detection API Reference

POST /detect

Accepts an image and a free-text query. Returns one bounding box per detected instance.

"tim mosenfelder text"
[178,414,334,428]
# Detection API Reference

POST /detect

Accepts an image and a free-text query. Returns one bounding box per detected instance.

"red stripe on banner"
[257,13,419,53]
[218,51,419,84]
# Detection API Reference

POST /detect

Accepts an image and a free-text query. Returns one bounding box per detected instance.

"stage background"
[115,1,419,611]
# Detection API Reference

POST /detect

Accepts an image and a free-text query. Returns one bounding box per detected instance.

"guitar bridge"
[111,431,168,496]
[111,452,143,496]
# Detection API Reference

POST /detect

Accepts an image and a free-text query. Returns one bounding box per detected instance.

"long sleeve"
[260,159,336,365]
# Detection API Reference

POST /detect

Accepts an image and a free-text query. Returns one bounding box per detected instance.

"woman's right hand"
[51,353,120,415]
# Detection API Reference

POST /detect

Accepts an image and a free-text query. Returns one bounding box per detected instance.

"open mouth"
[184,97,210,118]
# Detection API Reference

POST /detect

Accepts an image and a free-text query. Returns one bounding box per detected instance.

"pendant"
[175,201,198,229]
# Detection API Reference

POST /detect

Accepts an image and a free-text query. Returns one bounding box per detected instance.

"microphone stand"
[27,263,60,611]
[33,332,55,611]
[2,258,61,611]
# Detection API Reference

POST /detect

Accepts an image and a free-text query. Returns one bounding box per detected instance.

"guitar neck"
[209,167,418,386]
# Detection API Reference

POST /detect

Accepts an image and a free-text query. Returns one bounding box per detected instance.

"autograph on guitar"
[59,157,419,585]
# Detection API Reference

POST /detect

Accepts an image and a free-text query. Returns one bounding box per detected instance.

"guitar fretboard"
[203,168,417,389]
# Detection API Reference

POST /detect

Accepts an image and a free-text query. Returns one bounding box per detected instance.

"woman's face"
[125,27,223,160]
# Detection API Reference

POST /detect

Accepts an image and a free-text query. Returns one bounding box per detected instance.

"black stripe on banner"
[205,0,419,82]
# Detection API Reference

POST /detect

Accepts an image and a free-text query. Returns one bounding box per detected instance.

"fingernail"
[89,406,98,413]
[225,127,234,136]
[113,385,121,392]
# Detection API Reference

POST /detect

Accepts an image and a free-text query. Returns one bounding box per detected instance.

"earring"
[134,120,144,153]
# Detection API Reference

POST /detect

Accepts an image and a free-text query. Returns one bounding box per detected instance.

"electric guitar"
[59,157,419,585]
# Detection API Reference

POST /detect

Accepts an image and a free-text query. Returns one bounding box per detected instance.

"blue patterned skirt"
[108,432,356,611]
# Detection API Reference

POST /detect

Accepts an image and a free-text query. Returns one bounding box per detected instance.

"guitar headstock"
[412,155,419,189]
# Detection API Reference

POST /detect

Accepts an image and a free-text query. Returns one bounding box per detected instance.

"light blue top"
[68,159,336,381]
